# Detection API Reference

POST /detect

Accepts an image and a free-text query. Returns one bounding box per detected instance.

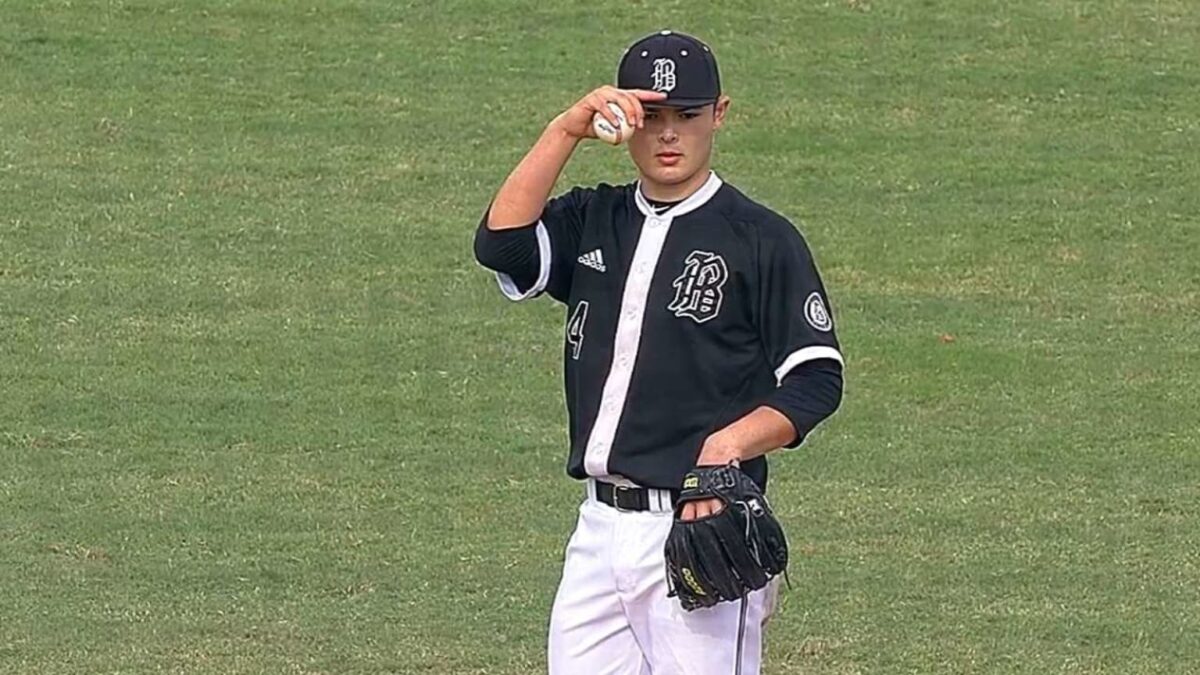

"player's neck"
[638,165,713,204]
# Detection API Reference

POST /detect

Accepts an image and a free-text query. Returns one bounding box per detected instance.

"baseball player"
[474,30,844,674]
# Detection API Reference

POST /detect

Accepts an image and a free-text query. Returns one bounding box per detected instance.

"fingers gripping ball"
[592,102,634,145]
[664,465,790,611]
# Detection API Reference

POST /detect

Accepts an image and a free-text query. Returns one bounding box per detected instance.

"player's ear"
[713,96,731,129]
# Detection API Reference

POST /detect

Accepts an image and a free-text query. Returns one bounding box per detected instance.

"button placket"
[581,206,681,477]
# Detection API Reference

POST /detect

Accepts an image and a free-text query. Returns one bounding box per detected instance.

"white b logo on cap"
[651,58,676,93]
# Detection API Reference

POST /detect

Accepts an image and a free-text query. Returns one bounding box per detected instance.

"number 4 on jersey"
[567,301,589,360]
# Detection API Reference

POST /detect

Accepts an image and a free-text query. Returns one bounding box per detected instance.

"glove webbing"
[738,496,790,592]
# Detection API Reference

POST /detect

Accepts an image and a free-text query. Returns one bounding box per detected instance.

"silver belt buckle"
[612,485,636,511]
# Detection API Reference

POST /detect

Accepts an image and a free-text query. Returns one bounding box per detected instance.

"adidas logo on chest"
[577,249,607,273]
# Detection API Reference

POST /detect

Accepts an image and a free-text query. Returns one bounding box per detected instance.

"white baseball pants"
[547,480,777,675]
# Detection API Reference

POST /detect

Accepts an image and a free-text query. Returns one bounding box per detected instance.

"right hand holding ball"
[592,103,634,145]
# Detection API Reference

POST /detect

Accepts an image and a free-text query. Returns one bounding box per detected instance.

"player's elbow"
[768,359,844,447]
[473,222,503,271]
[826,363,845,414]
[474,220,541,277]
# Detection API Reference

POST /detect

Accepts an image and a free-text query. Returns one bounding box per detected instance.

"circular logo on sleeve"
[804,292,832,332]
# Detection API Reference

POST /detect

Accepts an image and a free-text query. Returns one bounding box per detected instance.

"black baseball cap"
[616,30,721,108]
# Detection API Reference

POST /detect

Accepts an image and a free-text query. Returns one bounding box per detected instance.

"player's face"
[628,97,730,196]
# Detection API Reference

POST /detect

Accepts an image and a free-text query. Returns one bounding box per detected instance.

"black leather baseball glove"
[664,464,789,611]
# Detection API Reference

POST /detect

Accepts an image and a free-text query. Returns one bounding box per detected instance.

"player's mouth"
[656,151,683,166]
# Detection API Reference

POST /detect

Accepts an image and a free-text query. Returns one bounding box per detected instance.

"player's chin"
[640,163,699,185]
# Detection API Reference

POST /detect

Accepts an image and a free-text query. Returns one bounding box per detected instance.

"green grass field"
[2,1,1198,673]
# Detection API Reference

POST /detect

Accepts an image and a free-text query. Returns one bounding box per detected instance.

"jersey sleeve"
[764,359,843,448]
[756,221,844,383]
[473,187,589,303]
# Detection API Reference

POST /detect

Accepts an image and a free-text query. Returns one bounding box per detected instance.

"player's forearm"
[697,407,797,466]
[486,119,580,230]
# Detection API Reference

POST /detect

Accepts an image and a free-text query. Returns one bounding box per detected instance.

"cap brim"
[646,96,719,109]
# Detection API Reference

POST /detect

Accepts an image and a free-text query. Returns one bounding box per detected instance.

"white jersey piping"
[495,221,552,301]
[774,345,844,384]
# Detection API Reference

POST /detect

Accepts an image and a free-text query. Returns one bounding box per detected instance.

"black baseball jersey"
[483,172,843,489]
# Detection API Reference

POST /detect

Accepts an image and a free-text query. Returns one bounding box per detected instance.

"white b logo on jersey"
[668,251,728,324]
[651,58,676,93]
[804,292,832,332]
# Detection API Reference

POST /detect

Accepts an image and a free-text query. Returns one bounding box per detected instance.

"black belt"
[595,482,679,512]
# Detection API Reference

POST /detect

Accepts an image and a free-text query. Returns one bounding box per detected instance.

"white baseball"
[592,102,634,145]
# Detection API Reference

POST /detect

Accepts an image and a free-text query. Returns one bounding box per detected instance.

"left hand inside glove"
[678,497,725,520]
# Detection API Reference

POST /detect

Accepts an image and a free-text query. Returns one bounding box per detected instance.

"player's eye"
[680,111,701,120]
[645,111,660,120]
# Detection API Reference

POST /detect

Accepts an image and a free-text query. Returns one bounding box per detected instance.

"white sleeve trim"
[774,345,844,385]
[495,221,552,301]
